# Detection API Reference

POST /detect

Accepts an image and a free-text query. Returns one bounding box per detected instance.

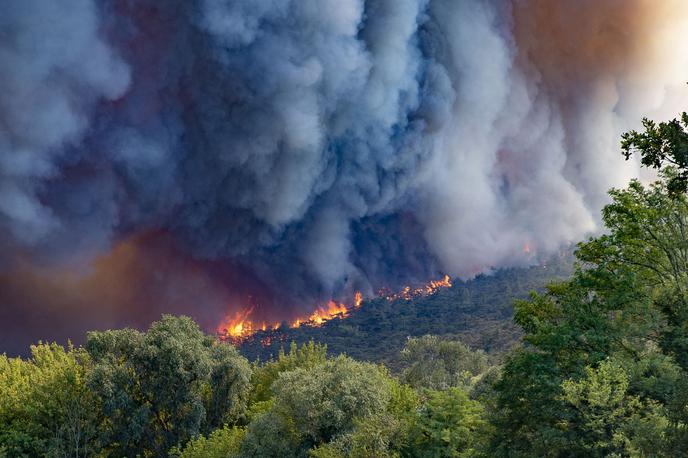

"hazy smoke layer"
[1,0,688,351]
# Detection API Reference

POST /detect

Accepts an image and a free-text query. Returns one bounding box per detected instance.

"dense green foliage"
[409,388,489,458]
[0,343,97,457]
[400,335,489,390]
[1,330,493,457]
[622,112,688,194]
[174,426,245,458]
[1,316,252,457]
[86,316,251,456]
[492,170,688,457]
[4,112,688,456]
[242,355,393,457]
[250,341,328,404]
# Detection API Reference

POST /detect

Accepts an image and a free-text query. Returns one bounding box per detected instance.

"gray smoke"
[2,0,688,318]
[0,0,129,251]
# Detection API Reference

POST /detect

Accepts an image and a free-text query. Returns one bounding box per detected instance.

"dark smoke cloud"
[0,0,129,254]
[1,0,687,351]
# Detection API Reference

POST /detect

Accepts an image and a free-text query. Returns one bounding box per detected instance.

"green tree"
[250,341,327,404]
[175,426,245,458]
[622,113,688,194]
[242,355,392,457]
[400,335,489,390]
[205,343,252,431]
[310,381,420,458]
[407,388,489,458]
[86,315,251,456]
[241,409,299,458]
[491,173,688,456]
[561,359,668,457]
[0,343,98,457]
[309,414,402,458]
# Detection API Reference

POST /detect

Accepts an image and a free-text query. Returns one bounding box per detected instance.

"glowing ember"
[217,275,453,343]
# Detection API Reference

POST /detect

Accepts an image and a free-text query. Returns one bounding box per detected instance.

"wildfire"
[428,274,452,291]
[217,308,255,339]
[292,300,348,328]
[217,275,453,343]
[217,311,281,340]
[383,274,452,301]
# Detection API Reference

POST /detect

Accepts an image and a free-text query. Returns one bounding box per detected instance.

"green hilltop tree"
[86,315,251,457]
[250,341,328,405]
[309,380,420,458]
[561,358,668,456]
[407,387,490,458]
[400,335,489,391]
[491,169,688,456]
[0,343,98,457]
[241,355,392,457]
[175,426,246,458]
[622,112,688,195]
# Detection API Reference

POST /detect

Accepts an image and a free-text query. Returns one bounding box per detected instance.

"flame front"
[384,275,452,301]
[217,275,452,342]
[217,308,254,339]
[319,300,348,322]
[294,300,348,327]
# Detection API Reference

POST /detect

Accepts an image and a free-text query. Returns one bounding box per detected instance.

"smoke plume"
[2,0,688,353]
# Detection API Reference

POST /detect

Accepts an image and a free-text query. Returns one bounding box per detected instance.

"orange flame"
[383,275,452,301]
[217,275,452,343]
[290,300,349,328]
[309,300,348,325]
[216,307,254,339]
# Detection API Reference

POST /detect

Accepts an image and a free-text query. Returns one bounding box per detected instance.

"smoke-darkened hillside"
[238,253,573,368]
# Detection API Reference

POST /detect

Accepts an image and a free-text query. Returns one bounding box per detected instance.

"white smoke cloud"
[423,0,688,276]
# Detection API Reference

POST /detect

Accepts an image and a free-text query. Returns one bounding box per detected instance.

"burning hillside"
[218,275,452,343]
[236,258,574,365]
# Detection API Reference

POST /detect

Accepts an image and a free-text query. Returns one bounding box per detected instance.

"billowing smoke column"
[2,0,688,353]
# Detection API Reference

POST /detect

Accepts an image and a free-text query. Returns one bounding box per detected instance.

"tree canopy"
[623,112,688,194]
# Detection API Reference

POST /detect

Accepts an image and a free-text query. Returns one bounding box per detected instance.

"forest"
[2,113,688,457]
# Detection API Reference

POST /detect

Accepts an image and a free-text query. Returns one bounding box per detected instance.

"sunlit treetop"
[622,110,688,195]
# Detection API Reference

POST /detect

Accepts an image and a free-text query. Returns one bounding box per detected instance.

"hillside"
[238,253,573,369]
